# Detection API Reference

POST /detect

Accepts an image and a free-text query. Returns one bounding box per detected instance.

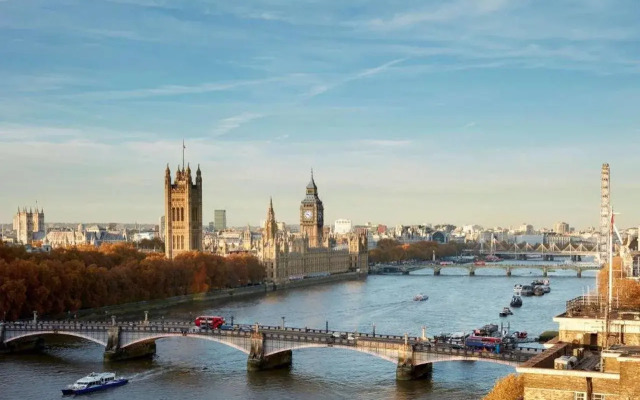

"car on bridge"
[331,332,355,341]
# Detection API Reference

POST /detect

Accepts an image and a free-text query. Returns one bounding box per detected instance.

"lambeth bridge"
[0,318,543,380]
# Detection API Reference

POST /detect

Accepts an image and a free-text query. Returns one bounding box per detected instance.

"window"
[181,207,184,221]
[593,395,606,400]
[574,393,586,400]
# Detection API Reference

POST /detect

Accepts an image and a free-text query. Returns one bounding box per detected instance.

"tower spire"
[182,139,186,170]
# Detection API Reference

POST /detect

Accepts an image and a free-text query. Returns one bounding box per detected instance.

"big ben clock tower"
[300,169,324,247]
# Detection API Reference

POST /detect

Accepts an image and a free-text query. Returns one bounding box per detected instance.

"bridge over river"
[0,318,542,380]
[371,261,601,277]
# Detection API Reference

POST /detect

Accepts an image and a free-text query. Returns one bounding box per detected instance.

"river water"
[1,266,597,400]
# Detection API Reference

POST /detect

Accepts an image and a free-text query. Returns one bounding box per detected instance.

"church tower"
[300,170,324,247]
[265,197,277,241]
[164,162,203,259]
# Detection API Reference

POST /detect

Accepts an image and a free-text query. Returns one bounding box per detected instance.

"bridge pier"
[433,267,441,276]
[543,267,548,277]
[247,329,292,372]
[506,268,512,277]
[104,326,156,361]
[396,340,432,381]
[469,267,475,276]
[577,269,582,278]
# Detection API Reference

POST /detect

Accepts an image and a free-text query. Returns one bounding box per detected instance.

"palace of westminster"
[164,162,369,283]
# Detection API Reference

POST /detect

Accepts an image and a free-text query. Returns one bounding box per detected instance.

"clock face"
[304,210,313,220]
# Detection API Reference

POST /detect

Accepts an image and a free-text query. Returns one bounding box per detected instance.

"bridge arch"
[4,331,107,347]
[264,343,519,368]
[123,334,250,355]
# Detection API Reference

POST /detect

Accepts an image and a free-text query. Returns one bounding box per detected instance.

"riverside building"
[164,163,202,259]
[259,172,368,284]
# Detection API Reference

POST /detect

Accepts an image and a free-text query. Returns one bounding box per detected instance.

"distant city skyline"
[1,1,639,229]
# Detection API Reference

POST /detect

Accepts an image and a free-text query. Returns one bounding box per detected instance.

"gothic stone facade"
[164,164,202,259]
[259,174,368,283]
[13,207,45,245]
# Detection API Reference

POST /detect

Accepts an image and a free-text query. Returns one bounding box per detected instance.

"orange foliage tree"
[483,373,524,400]
[0,241,265,320]
[368,240,463,263]
[598,256,640,309]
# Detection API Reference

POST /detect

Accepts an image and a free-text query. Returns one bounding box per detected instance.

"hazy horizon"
[1,1,638,230]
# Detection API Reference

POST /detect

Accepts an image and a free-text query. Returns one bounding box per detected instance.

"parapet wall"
[519,342,571,368]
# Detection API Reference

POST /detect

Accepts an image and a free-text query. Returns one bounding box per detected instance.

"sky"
[0,0,639,230]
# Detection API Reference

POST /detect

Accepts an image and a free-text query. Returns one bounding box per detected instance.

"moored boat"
[513,284,523,294]
[520,285,534,296]
[510,295,523,308]
[62,372,128,396]
[499,307,513,317]
[413,294,428,301]
[533,286,545,296]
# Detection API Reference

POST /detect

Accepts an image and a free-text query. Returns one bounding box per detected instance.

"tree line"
[0,242,264,320]
[368,239,467,264]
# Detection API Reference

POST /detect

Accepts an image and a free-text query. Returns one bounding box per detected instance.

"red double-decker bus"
[195,315,225,329]
[465,335,502,350]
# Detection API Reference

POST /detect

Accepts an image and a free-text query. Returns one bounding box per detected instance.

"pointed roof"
[306,168,317,190]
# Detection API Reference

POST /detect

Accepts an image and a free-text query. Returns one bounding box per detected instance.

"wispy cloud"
[366,0,511,30]
[463,122,477,129]
[69,77,287,101]
[212,113,264,137]
[305,58,406,98]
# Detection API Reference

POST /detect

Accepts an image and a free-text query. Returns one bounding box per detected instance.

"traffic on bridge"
[1,315,544,380]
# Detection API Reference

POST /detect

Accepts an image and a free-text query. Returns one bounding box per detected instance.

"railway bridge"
[0,318,541,380]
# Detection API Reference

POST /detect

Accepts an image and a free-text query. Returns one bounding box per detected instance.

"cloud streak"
[304,58,406,98]
[212,113,265,137]
[69,76,288,101]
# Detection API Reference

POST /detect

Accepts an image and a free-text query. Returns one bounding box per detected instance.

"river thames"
[2,267,597,400]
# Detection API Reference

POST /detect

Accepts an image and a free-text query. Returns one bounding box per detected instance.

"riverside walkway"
[0,318,542,380]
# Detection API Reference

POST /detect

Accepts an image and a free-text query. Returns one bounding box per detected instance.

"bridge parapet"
[2,320,539,379]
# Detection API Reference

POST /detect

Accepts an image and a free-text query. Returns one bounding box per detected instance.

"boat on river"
[510,295,523,308]
[413,294,429,301]
[499,307,513,317]
[61,372,128,396]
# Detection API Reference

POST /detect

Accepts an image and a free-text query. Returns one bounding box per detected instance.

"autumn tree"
[0,242,265,320]
[483,374,524,400]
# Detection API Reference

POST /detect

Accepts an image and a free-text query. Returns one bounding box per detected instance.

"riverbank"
[71,271,365,320]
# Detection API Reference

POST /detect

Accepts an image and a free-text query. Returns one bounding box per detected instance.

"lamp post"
[281,316,285,330]
[372,323,376,337]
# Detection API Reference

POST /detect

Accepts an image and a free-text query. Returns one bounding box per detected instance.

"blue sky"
[1,0,639,230]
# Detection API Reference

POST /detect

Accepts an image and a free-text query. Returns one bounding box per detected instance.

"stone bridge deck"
[1,320,541,381]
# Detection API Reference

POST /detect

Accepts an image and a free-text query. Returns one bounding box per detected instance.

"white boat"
[62,372,128,396]
[413,294,428,301]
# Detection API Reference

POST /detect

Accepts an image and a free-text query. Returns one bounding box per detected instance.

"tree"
[0,242,265,320]
[483,373,524,400]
